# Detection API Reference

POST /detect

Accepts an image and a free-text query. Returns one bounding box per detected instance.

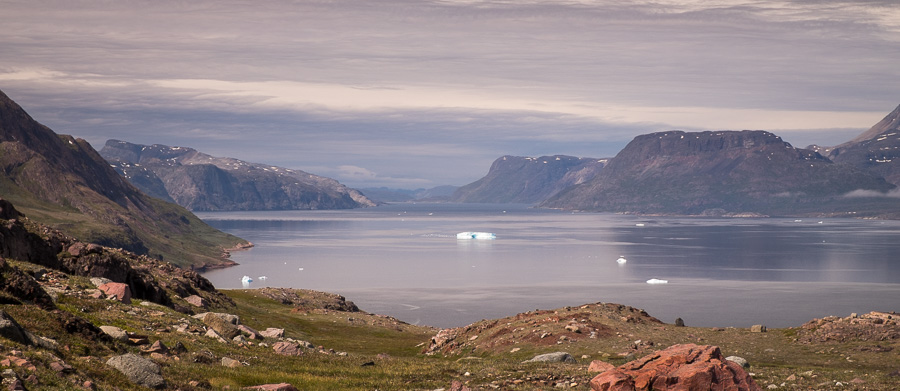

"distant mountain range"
[449,155,606,204]
[0,89,247,268]
[359,186,458,203]
[100,140,375,211]
[453,106,900,218]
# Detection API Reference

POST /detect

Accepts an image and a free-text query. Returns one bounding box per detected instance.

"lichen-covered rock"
[523,352,576,363]
[589,344,759,391]
[106,353,166,389]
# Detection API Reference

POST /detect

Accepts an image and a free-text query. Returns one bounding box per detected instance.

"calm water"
[198,203,900,329]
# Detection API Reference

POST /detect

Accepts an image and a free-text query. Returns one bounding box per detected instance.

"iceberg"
[616,256,627,264]
[646,278,668,284]
[241,275,253,284]
[457,232,496,240]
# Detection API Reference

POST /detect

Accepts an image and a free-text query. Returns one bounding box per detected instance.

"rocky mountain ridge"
[100,140,375,211]
[451,155,606,204]
[826,104,900,186]
[540,130,897,217]
[0,89,246,268]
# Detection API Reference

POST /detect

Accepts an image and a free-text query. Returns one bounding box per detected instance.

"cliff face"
[0,89,246,268]
[100,140,376,211]
[450,155,606,204]
[541,130,896,216]
[827,104,900,186]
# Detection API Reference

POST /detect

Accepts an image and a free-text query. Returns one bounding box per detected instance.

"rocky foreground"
[1,200,899,389]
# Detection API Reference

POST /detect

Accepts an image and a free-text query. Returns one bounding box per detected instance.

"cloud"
[843,188,900,199]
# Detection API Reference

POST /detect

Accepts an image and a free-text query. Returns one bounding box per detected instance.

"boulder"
[726,355,750,369]
[98,282,132,304]
[221,357,243,368]
[238,324,263,340]
[589,344,759,391]
[523,352,577,363]
[194,312,240,325]
[589,360,616,373]
[99,326,129,342]
[272,341,304,356]
[750,324,766,333]
[106,353,166,389]
[0,311,31,345]
[242,384,300,391]
[260,327,285,338]
[202,312,241,340]
[142,340,169,355]
[184,295,207,308]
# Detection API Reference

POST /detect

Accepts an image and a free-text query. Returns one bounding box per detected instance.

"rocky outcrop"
[451,155,606,204]
[100,139,375,211]
[0,89,248,269]
[796,311,900,343]
[589,344,759,391]
[542,130,896,216]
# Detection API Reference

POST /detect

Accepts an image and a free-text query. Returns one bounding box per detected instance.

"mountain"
[0,89,247,269]
[541,130,897,217]
[359,185,458,203]
[826,104,900,186]
[450,155,606,204]
[100,140,376,211]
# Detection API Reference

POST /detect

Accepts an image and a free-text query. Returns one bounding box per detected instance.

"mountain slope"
[542,130,896,216]
[451,155,606,204]
[101,140,376,211]
[827,104,900,186]
[0,89,247,269]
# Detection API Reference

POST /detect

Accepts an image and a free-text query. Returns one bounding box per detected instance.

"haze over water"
[199,204,900,329]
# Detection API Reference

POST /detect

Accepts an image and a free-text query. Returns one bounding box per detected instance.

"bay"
[198,203,900,329]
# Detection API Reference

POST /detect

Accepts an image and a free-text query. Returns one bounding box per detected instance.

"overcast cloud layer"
[1,0,898,188]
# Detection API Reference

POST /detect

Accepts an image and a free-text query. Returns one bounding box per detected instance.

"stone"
[205,329,228,343]
[726,355,750,369]
[523,352,577,363]
[449,380,471,391]
[588,360,616,373]
[142,340,169,355]
[106,353,166,389]
[98,282,132,304]
[675,318,685,327]
[589,344,760,391]
[202,312,241,340]
[272,341,304,356]
[238,324,263,339]
[89,277,112,287]
[260,327,285,338]
[221,357,243,368]
[194,312,240,325]
[750,324,767,333]
[99,326,129,342]
[184,295,207,308]
[242,384,300,391]
[0,311,31,345]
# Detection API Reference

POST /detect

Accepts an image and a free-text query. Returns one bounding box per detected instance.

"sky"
[1,0,899,189]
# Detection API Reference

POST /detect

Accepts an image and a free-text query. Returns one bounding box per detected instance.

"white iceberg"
[646,278,668,284]
[457,232,496,240]
[241,275,253,284]
[616,257,627,264]
[258,276,268,280]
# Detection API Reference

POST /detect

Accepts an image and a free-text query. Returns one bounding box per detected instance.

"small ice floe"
[298,267,304,271]
[616,256,627,265]
[646,278,668,284]
[457,232,496,240]
[635,223,645,227]
[258,276,268,280]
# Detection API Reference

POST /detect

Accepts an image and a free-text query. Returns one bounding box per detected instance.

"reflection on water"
[198,204,900,328]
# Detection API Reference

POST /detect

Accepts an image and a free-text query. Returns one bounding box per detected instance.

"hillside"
[0,203,897,389]
[0,90,247,269]
[100,140,376,211]
[541,130,897,217]
[451,155,606,204]
[826,104,900,186]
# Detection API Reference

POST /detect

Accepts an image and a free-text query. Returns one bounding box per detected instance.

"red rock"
[449,380,471,391]
[98,282,132,304]
[242,383,299,391]
[589,344,760,391]
[272,341,304,356]
[588,360,616,373]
